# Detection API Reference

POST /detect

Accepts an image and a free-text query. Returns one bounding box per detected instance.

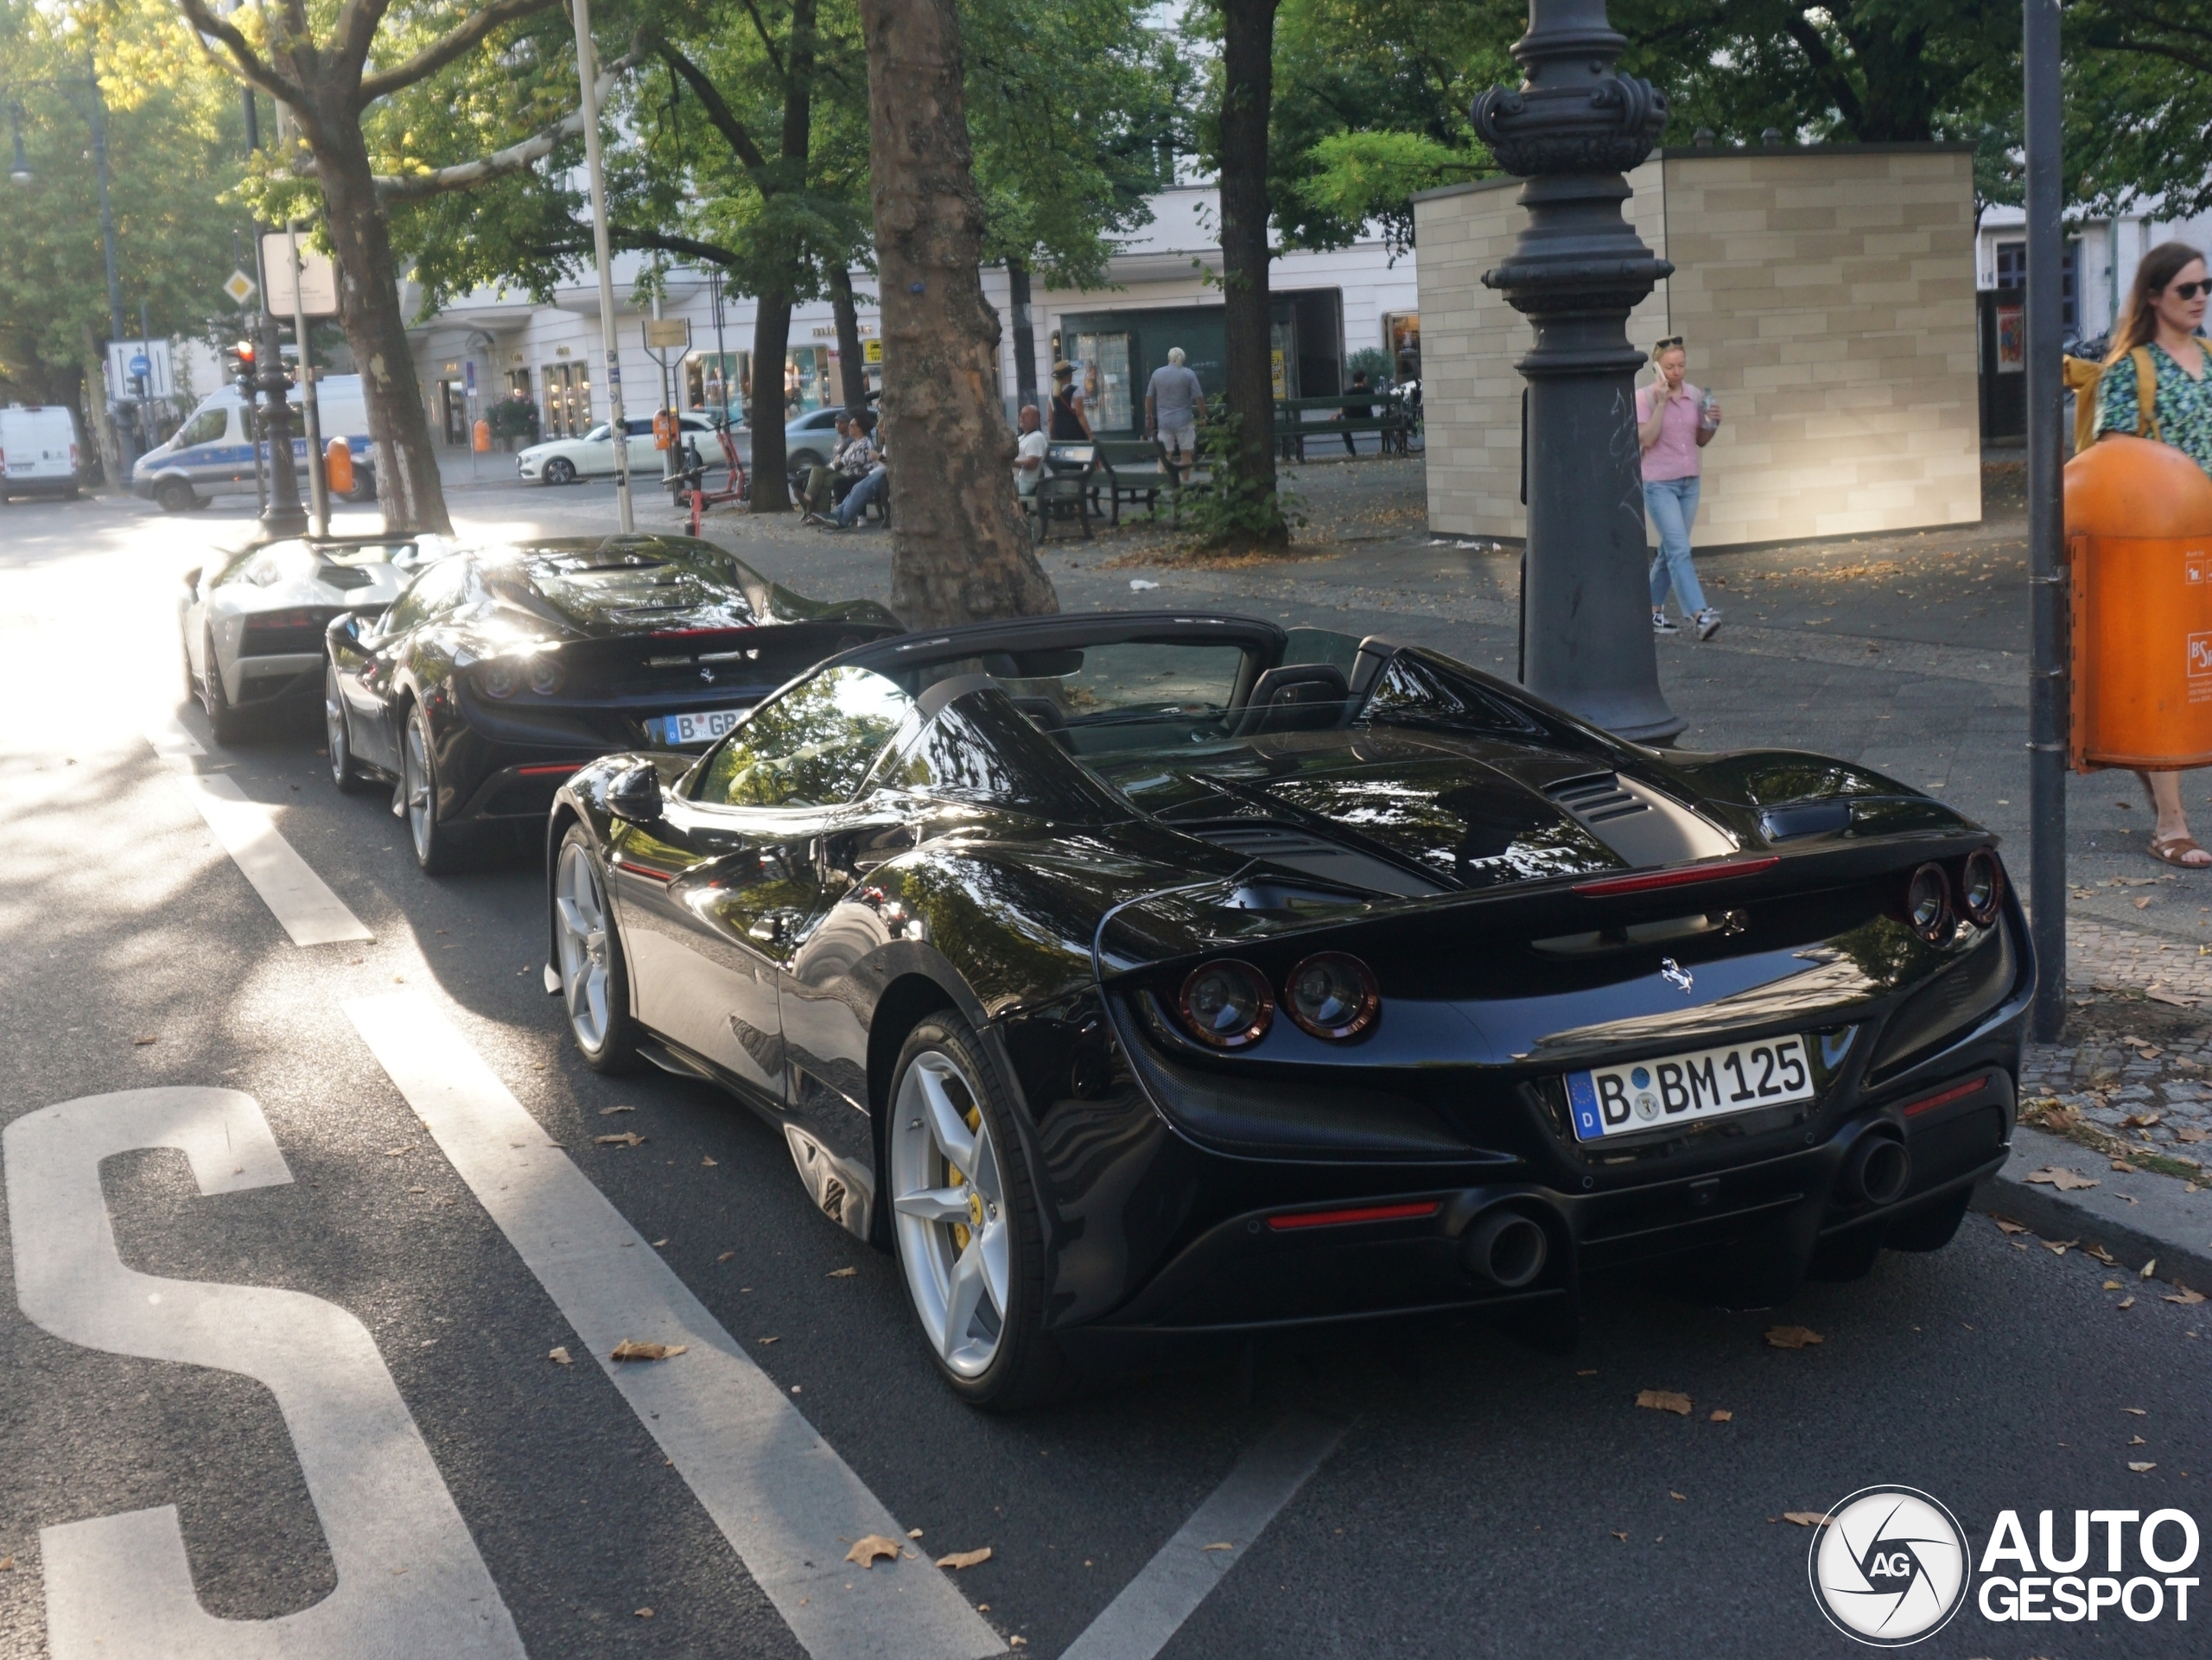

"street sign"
[223,270,257,307]
[261,233,339,315]
[105,340,175,400]
[643,318,691,352]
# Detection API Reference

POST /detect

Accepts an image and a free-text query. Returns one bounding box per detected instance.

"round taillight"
[480,660,518,698]
[1178,959,1274,1048]
[1284,951,1381,1040]
[1906,862,1952,943]
[527,654,562,696]
[1961,849,2002,927]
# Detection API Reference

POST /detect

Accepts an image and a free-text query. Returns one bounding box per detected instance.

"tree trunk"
[77,323,122,490]
[828,264,871,413]
[750,289,795,510]
[858,0,1055,626]
[313,128,454,534]
[1007,256,1039,418]
[1217,0,1287,548]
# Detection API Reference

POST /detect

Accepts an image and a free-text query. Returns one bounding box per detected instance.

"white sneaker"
[1694,608,1723,640]
[1652,609,1679,634]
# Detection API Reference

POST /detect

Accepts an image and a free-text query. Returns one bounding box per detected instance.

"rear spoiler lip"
[1090,827,1998,982]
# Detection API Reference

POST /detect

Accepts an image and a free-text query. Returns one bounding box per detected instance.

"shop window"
[1386,313,1421,385]
[1072,332,1132,431]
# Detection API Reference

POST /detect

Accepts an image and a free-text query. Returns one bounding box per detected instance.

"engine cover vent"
[1547,773,1651,824]
[1547,773,1738,868]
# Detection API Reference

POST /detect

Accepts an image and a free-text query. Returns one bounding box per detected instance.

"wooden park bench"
[1027,443,1096,543]
[1272,393,1416,461]
[1089,438,1179,525]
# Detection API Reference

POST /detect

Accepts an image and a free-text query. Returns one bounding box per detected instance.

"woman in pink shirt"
[1637,337,1723,639]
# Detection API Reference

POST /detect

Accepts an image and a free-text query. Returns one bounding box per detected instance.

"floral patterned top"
[2094,338,2212,477]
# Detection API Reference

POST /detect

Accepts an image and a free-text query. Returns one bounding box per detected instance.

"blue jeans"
[836,467,887,527]
[1644,476,1706,614]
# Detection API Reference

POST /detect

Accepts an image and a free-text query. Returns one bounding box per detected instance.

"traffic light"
[225,340,256,392]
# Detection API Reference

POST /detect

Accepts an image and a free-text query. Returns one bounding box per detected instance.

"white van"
[0,404,82,502]
[133,374,377,512]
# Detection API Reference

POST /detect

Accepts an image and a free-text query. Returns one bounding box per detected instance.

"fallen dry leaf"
[384,1148,411,1157]
[599,1105,635,1116]
[935,1548,992,1570]
[2165,1288,2209,1305]
[2044,1239,2080,1256]
[1783,1512,1833,1528]
[1636,1390,1693,1415]
[548,1346,572,1366]
[652,1238,669,1248]
[1575,1368,1599,1376]
[1993,1218,2030,1235]
[2025,1167,2099,1191]
[2113,1161,2141,1173]
[826,1266,859,1278]
[2120,1297,2137,1309]
[2123,1407,2149,1415]
[1200,1542,1235,1552]
[2086,1243,2118,1265]
[2177,1129,2209,1144]
[2132,1435,2148,1446]
[0,1556,12,1571]
[758,1335,779,1345]
[907,1529,924,1539]
[2130,1462,2158,1472]
[131,1036,156,1046]
[1008,1639,1027,1650]
[1710,1409,1733,1422]
[2142,1258,2158,1280]
[845,1536,903,1568]
[1669,1491,1687,1501]
[609,1339,687,1362]
[594,1132,645,1148]
[1765,1326,1824,1350]
[634,1607,653,1619]
[2104,1280,2124,1291]
[2120,1114,2162,1129]
[702,1156,718,1167]
[2135,896,2153,910]
[718,1251,736,1262]
[1611,1530,1629,1542]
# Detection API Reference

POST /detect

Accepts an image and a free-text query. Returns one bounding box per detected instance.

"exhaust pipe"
[1464,1209,1549,1289]
[1841,1134,1911,1206]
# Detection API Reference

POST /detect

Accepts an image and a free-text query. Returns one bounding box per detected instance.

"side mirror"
[607,764,663,824]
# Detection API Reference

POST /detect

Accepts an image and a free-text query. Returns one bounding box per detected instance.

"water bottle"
[1699,390,1719,432]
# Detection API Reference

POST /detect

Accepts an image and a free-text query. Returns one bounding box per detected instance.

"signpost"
[643,317,692,492]
[259,234,338,317]
[105,340,173,401]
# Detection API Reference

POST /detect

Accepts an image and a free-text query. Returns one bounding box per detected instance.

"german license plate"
[1567,1034,1812,1142]
[649,706,749,746]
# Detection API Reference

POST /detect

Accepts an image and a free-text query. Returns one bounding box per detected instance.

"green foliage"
[1344,346,1389,385]
[1179,397,1301,548]
[0,0,250,402]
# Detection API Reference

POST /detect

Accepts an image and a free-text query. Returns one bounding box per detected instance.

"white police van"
[134,374,376,513]
[0,404,82,502]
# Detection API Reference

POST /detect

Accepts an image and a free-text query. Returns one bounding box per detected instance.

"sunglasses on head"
[1654,336,1685,353]
[2170,279,2211,301]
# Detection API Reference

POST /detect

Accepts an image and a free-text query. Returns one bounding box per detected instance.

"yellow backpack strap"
[2132,346,2162,442]
[2063,356,2102,455]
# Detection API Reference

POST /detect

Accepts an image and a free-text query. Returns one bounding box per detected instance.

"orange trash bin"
[324,437,354,497]
[2067,433,2212,772]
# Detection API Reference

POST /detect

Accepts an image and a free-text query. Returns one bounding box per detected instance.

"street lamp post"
[2024,0,2068,1039]
[240,86,307,537]
[1472,0,1681,742]
[570,0,634,533]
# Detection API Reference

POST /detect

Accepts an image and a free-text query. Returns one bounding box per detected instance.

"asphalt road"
[1,489,2208,1659]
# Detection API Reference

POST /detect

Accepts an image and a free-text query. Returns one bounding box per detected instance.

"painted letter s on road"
[3,1087,524,1659]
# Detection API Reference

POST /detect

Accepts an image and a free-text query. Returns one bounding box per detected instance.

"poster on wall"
[1996,303,2025,374]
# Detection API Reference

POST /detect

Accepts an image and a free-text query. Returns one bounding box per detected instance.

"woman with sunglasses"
[2094,240,2212,868]
[1637,335,1724,640]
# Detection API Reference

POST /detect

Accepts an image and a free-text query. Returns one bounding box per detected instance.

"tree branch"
[531,228,745,267]
[1779,4,1863,131]
[172,0,303,107]
[735,0,789,83]
[331,0,397,80]
[369,41,643,199]
[659,44,772,175]
[357,0,563,105]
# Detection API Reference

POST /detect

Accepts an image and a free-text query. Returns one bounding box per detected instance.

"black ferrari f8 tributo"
[543,612,2029,1407]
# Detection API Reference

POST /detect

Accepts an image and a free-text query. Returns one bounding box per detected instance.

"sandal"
[2149,833,2212,869]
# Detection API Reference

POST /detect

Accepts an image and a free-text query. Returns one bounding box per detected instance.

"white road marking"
[4,1086,524,1659]
[1058,1410,1350,1660]
[144,728,372,946]
[346,991,1005,1660]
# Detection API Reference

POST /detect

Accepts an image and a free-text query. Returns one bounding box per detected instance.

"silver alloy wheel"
[403,718,434,861]
[890,1051,1011,1377]
[554,841,613,1051]
[324,668,350,784]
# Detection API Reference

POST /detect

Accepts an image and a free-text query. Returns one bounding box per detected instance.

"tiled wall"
[1414,147,1981,546]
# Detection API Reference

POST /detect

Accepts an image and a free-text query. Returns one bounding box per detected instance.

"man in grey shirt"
[1145,347,1204,480]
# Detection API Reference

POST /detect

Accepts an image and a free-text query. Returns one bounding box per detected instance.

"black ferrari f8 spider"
[544,612,2029,1407]
[323,533,899,872]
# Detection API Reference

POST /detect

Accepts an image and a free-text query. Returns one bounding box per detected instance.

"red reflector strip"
[514,763,584,777]
[1902,1074,1990,1118]
[613,861,672,882]
[1267,1199,1441,1232]
[1572,855,1781,898]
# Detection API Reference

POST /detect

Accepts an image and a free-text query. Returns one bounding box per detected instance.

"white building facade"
[404,184,1421,456]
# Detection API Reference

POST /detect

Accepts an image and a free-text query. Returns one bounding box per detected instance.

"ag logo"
[1808,1485,1970,1646]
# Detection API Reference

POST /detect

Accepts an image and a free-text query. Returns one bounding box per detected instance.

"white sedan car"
[179,534,448,741]
[516,413,723,485]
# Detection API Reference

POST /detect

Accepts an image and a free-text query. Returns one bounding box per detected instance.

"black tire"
[553,824,642,1073]
[886,1011,1069,1410]
[202,628,250,744]
[324,663,374,794]
[1884,1186,1972,1252]
[543,457,575,486]
[401,703,466,875]
[155,478,195,513]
